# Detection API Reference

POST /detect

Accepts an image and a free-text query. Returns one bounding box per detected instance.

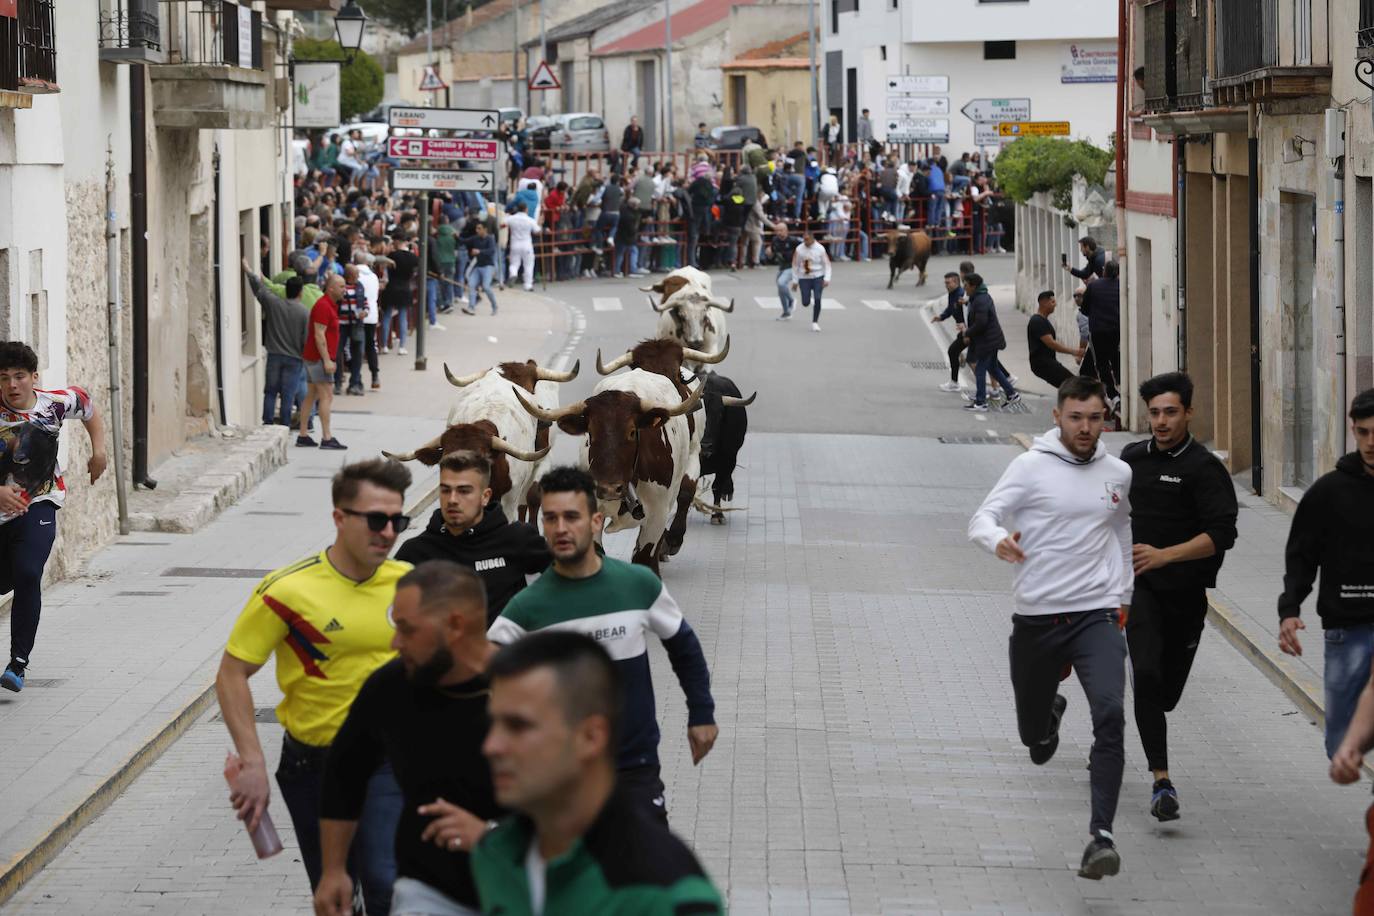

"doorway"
[730,75,747,125]
[637,60,657,149]
[1280,191,1316,489]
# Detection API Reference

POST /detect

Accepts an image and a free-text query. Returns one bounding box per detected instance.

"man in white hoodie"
[968,374,1133,882]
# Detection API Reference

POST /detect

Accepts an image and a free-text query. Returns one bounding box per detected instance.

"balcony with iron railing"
[1360,0,1374,61]
[0,0,58,106]
[1211,0,1330,103]
[1142,0,1209,113]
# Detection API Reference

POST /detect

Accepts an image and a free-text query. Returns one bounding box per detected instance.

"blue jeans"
[783,174,806,219]
[973,350,1017,405]
[777,268,794,313]
[468,265,497,312]
[263,352,303,425]
[382,303,408,349]
[1325,624,1374,757]
[592,210,620,250]
[798,277,824,322]
[454,251,469,296]
[276,735,401,916]
[425,277,440,325]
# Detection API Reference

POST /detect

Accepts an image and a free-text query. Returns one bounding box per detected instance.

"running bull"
[886,228,931,288]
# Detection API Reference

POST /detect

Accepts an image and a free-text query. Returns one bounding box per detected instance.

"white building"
[822,0,1117,155]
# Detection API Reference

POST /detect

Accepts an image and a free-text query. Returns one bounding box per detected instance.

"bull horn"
[709,297,735,313]
[682,335,729,365]
[534,359,579,383]
[649,294,674,313]
[596,348,634,375]
[490,436,552,463]
[645,378,705,418]
[444,363,488,387]
[721,391,757,408]
[380,434,443,463]
[512,385,586,423]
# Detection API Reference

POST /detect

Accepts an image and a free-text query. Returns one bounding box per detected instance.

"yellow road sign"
[998,121,1071,137]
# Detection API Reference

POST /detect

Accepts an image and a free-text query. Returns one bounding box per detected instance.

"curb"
[0,478,444,908]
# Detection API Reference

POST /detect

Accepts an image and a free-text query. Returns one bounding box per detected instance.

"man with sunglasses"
[216,458,414,914]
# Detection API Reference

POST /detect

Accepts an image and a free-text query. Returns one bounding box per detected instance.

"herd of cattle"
[382,266,755,575]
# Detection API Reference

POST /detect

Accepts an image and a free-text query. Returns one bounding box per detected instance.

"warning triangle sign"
[528,60,560,91]
[419,65,448,92]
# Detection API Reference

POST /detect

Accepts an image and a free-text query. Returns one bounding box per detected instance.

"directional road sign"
[529,61,560,91]
[959,97,1031,123]
[886,96,949,116]
[885,117,949,144]
[386,137,502,162]
[998,120,1070,138]
[392,169,496,192]
[886,75,948,94]
[388,106,499,132]
[974,122,1006,146]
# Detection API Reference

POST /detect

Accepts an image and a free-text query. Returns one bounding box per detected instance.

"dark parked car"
[706,125,764,150]
[525,115,561,150]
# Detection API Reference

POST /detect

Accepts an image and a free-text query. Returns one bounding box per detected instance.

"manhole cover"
[162,567,275,579]
[910,360,949,371]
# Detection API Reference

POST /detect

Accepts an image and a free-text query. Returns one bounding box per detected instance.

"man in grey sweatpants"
[968,374,1134,881]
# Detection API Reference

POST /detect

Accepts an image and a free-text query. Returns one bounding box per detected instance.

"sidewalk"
[0,291,570,904]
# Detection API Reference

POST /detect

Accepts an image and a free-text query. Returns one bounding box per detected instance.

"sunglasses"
[340,508,411,534]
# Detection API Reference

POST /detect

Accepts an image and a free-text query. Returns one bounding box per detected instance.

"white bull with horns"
[643,268,733,369]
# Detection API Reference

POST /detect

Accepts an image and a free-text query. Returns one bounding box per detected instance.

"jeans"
[425,278,439,326]
[391,878,481,916]
[783,174,806,219]
[1325,623,1374,758]
[776,268,795,313]
[263,352,303,425]
[1010,609,1126,836]
[275,734,402,915]
[614,241,635,275]
[828,219,848,259]
[0,501,57,664]
[690,210,711,268]
[454,251,468,297]
[468,265,497,312]
[382,303,408,349]
[798,277,824,322]
[592,210,620,250]
[972,350,1017,405]
[337,324,364,390]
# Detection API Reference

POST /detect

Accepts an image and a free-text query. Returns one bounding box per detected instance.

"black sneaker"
[1078,832,1121,880]
[1030,694,1068,765]
[319,437,348,450]
[296,435,318,447]
[1150,778,1180,821]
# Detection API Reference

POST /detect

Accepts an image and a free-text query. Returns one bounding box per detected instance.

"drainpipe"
[1114,0,1129,423]
[105,140,130,535]
[130,65,156,490]
[1176,138,1186,371]
[212,145,227,427]
[1248,102,1262,495]
[1329,107,1347,451]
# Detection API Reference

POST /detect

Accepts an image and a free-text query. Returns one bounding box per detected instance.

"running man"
[488,466,717,824]
[1120,372,1237,821]
[0,342,106,692]
[771,221,802,320]
[1278,388,1374,758]
[792,228,832,333]
[968,375,1132,880]
[216,458,413,913]
[931,271,966,393]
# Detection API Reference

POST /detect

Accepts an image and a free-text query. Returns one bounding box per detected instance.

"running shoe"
[1077,832,1121,880]
[1006,393,1023,405]
[1030,694,1067,765]
[319,438,348,451]
[1150,778,1180,821]
[397,348,408,355]
[1,660,24,693]
[938,381,961,392]
[430,323,446,331]
[296,435,318,448]
[811,322,821,332]
[462,307,477,316]
[776,312,791,321]
[963,401,988,412]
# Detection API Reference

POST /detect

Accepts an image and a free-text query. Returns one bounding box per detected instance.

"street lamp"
[334,1,368,61]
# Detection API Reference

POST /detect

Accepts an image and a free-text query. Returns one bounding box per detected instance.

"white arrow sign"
[386,137,502,161]
[392,169,495,192]
[886,96,949,116]
[886,75,948,94]
[885,117,949,143]
[388,107,500,132]
[959,98,1032,123]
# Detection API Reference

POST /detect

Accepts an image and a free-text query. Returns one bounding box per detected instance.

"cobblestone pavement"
[4,257,1367,914]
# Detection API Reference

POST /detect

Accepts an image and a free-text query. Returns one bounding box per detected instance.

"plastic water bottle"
[224,751,284,859]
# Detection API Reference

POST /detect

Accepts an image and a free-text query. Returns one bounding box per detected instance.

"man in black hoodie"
[1081,261,1121,402]
[1120,371,1237,822]
[396,451,550,624]
[961,273,1020,412]
[1279,388,1374,758]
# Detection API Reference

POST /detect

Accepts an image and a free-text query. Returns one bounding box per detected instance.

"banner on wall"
[293,62,341,128]
[1061,43,1117,84]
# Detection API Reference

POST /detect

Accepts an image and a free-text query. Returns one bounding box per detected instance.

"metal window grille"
[98,0,161,54]
[1215,0,1277,78]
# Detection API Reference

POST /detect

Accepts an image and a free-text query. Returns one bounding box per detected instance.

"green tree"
[293,38,384,123]
[993,136,1114,211]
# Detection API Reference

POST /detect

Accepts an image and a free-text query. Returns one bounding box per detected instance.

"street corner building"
[0,1,305,573]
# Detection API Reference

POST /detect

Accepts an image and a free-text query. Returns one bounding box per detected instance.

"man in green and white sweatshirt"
[488,466,718,825]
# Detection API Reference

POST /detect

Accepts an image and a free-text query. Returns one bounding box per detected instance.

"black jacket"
[1082,276,1120,337]
[395,505,550,623]
[1070,247,1106,280]
[963,289,1006,357]
[937,288,965,324]
[1121,435,1238,591]
[1278,453,1374,628]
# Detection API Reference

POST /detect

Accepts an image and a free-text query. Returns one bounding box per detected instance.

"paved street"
[2,255,1368,914]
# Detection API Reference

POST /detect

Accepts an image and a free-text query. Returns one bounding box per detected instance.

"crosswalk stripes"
[862,299,897,311]
[592,297,623,311]
[821,300,846,309]
[754,296,778,309]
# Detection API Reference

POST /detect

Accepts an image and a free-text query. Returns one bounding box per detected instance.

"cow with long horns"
[643,268,733,369]
[384,359,578,522]
[513,371,704,575]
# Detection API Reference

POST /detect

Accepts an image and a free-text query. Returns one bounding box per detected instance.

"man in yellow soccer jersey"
[215,458,414,913]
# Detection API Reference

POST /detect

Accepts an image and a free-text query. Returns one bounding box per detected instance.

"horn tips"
[569,358,580,378]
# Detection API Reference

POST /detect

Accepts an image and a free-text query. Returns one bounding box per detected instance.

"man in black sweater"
[931,272,966,392]
[396,451,550,624]
[1279,388,1374,759]
[1120,372,1238,822]
[1081,261,1121,402]
[316,561,501,916]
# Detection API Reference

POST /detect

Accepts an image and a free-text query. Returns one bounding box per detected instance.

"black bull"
[699,371,748,507]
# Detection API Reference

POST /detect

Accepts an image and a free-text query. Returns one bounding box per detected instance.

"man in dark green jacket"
[471,631,723,915]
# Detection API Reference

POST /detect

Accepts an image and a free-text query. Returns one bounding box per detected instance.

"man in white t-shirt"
[503,203,541,292]
[349,251,379,395]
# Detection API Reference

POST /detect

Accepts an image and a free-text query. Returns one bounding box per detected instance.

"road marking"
[754,296,778,309]
[592,297,622,312]
[820,300,846,310]
[863,299,897,310]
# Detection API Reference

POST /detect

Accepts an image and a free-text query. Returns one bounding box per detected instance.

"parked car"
[525,115,561,150]
[549,112,610,152]
[497,107,525,127]
[706,125,764,150]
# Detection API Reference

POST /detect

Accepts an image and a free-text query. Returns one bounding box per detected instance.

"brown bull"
[886,229,931,288]
[595,337,730,399]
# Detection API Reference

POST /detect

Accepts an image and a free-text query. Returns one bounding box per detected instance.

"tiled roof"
[592,0,756,56]
[521,0,663,47]
[736,31,809,60]
[722,57,811,70]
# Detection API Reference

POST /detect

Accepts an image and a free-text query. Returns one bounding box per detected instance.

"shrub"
[994,136,1114,211]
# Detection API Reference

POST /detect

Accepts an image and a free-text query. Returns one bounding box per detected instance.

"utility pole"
[539,0,547,116]
[665,0,673,151]
[513,2,519,108]
[417,0,431,368]
[809,0,819,147]
[425,0,433,108]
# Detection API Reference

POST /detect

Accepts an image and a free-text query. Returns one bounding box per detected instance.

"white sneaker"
[811,322,821,332]
[430,323,446,331]
[397,347,408,355]
[524,286,534,292]
[380,346,391,354]
[938,381,961,392]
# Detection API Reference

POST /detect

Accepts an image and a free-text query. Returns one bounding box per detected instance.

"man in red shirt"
[299,273,347,450]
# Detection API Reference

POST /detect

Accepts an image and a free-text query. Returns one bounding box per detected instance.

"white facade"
[822,0,1116,155]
